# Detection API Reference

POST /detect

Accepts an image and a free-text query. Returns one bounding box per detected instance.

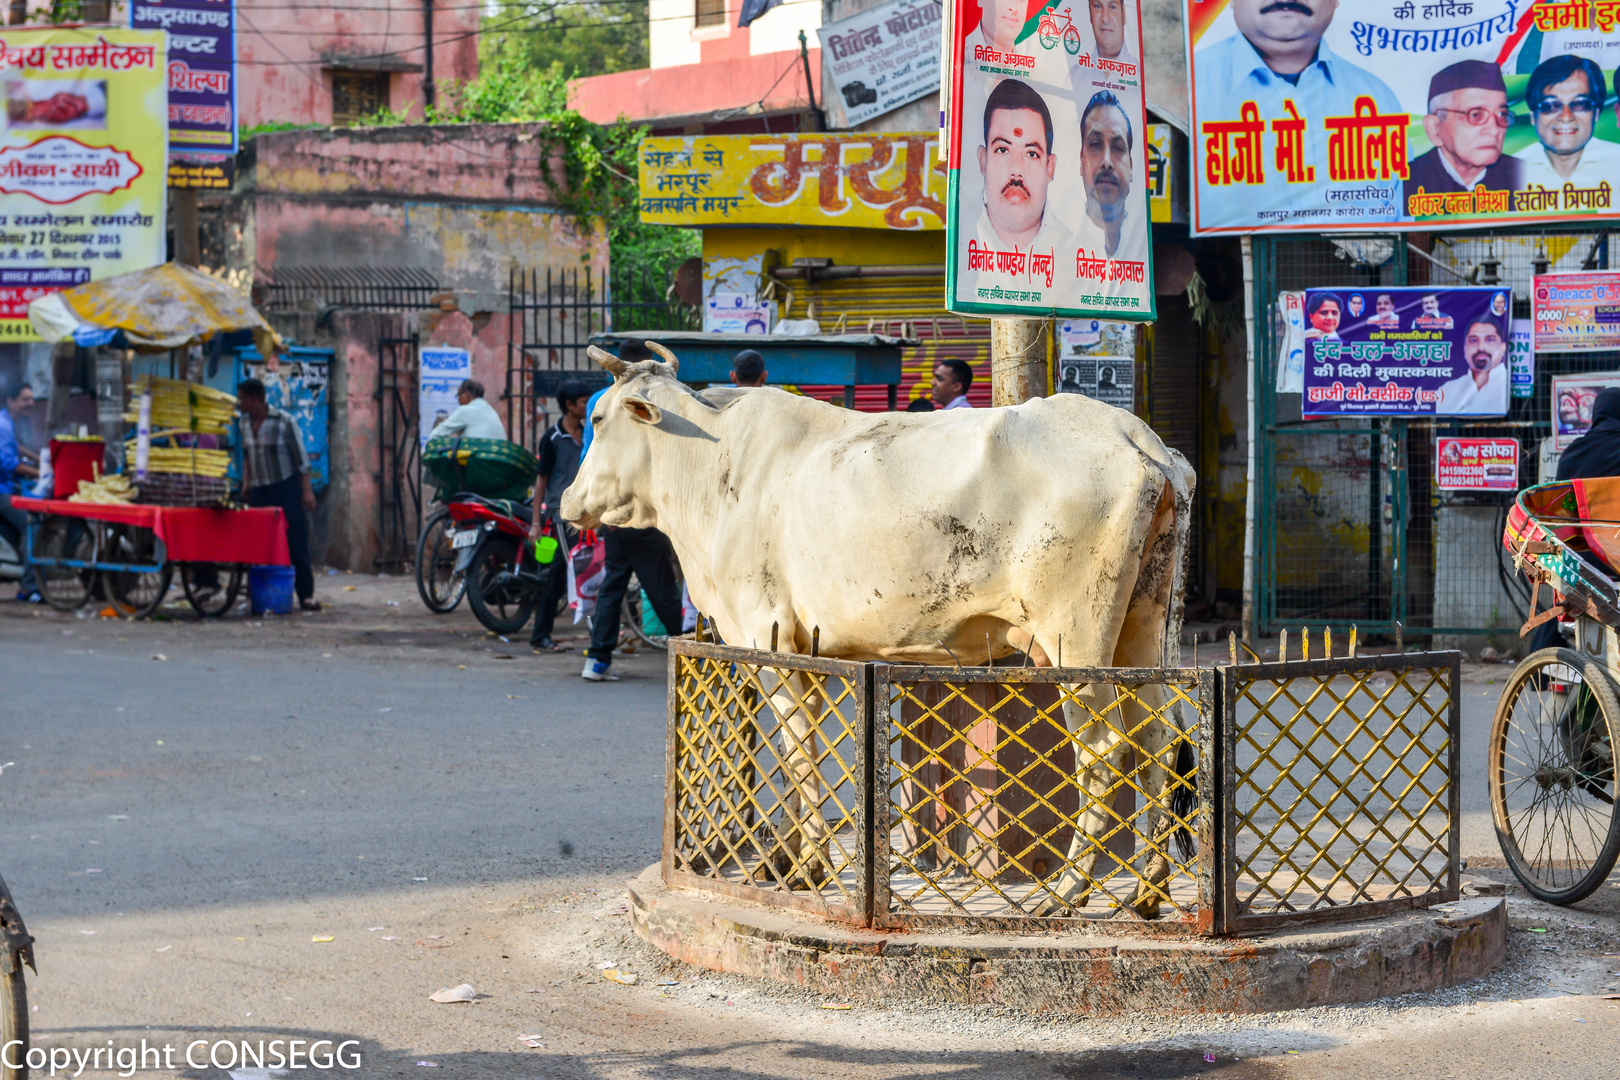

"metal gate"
[1254,229,1620,642]
[377,334,420,570]
[505,266,698,453]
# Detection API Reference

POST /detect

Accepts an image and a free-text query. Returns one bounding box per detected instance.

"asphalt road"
[3,583,1620,1080]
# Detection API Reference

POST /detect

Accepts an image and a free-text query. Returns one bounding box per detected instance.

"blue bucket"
[248,565,296,615]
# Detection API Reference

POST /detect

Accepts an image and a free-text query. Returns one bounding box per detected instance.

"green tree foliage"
[480,1,649,82]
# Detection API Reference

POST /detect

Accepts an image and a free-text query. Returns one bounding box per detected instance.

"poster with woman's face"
[1552,372,1620,449]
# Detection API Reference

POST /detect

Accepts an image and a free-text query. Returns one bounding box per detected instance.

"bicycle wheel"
[1490,647,1620,905]
[181,564,243,618]
[415,507,465,614]
[1,873,33,1080]
[102,525,172,619]
[33,515,95,612]
[464,534,535,636]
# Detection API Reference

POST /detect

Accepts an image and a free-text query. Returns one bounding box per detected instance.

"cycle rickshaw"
[1496,478,1620,904]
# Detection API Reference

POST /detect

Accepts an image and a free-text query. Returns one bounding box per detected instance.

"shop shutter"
[782,272,993,410]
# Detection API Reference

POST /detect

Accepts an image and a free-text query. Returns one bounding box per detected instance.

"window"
[695,0,725,28]
[331,71,389,127]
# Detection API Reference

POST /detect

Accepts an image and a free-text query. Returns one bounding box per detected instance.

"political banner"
[0,27,168,341]
[944,0,1156,320]
[1533,270,1620,353]
[419,346,471,448]
[131,0,235,156]
[1186,0,1620,235]
[1301,285,1513,417]
[638,133,944,229]
[1435,436,1519,489]
[819,0,942,128]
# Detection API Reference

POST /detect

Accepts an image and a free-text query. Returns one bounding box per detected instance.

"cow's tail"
[1161,450,1198,864]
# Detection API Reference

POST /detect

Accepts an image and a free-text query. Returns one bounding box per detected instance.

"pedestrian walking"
[236,378,320,611]
[930,360,975,409]
[528,379,591,653]
[576,340,684,683]
[0,380,42,602]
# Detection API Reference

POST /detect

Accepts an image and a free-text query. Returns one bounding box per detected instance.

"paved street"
[4,578,1620,1079]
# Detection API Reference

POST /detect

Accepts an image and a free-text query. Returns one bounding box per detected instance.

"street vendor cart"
[10,496,289,618]
[1495,478,1620,905]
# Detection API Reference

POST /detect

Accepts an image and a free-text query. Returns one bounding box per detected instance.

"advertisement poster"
[1552,371,1620,448]
[1533,271,1620,353]
[1510,317,1533,398]
[1056,318,1135,407]
[639,133,944,230]
[818,0,942,129]
[1275,289,1305,392]
[1187,1,1620,234]
[944,0,1156,320]
[1146,122,1185,223]
[1435,436,1519,490]
[703,294,775,334]
[1301,285,1512,418]
[419,346,471,448]
[131,0,235,156]
[0,27,167,341]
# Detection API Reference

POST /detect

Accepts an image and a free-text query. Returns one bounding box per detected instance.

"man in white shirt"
[429,379,507,440]
[1515,55,1620,192]
[1438,319,1510,415]
[1070,90,1143,262]
[1087,0,1136,69]
[930,360,975,409]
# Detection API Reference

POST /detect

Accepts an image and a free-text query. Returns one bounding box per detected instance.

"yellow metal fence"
[663,641,1460,934]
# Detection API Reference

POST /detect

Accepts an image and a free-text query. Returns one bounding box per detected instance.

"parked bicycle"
[1,865,36,1080]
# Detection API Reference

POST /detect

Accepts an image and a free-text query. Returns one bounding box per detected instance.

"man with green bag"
[528,379,592,652]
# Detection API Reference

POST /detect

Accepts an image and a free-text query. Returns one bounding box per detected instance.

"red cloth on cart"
[10,497,290,565]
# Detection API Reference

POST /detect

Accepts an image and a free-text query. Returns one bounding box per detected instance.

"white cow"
[561,343,1196,917]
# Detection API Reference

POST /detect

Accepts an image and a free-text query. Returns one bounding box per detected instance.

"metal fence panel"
[665,640,872,925]
[872,666,1211,931]
[1218,651,1461,933]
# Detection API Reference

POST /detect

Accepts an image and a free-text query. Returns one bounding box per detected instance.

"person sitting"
[0,380,42,602]
[730,349,767,388]
[429,379,507,441]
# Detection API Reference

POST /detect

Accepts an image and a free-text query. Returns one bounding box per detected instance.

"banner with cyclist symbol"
[944,0,1156,321]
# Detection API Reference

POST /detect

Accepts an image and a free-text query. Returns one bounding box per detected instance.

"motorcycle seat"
[452,493,532,524]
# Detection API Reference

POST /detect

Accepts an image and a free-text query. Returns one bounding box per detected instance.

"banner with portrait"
[1186,0,1620,234]
[944,0,1156,320]
[1300,285,1513,417]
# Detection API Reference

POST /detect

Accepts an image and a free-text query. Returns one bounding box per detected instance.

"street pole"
[173,188,200,266]
[989,317,1049,406]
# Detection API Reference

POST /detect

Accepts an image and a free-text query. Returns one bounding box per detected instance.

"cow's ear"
[622,396,663,425]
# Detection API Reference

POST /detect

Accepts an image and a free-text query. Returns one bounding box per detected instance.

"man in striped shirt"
[237,378,320,611]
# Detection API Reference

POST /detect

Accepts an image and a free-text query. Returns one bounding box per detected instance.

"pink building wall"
[236,0,481,126]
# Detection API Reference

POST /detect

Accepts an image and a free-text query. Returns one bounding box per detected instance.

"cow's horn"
[646,340,680,376]
[587,344,628,377]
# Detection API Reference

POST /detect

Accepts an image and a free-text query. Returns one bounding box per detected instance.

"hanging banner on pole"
[131,0,237,156]
[0,26,168,342]
[1186,0,1620,235]
[1300,285,1512,418]
[944,0,1156,320]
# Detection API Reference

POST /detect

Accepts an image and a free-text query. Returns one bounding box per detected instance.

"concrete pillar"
[990,317,1049,406]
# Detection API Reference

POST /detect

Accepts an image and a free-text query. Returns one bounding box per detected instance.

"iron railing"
[257,266,442,312]
[664,638,1460,935]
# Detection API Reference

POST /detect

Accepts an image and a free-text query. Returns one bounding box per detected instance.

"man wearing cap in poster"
[1437,316,1510,416]
[1070,90,1143,262]
[1515,56,1620,191]
[1193,0,1401,228]
[1404,60,1521,202]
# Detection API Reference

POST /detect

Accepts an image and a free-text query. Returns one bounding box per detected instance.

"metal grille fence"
[1217,651,1460,933]
[663,641,1460,935]
[665,641,871,924]
[1254,229,1620,644]
[874,667,1208,929]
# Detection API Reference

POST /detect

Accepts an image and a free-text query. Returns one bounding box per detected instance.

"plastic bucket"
[248,565,296,615]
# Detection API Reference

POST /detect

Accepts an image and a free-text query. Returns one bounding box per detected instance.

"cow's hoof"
[1028,895,1079,918]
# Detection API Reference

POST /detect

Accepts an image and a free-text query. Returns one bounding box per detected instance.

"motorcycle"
[448,495,560,636]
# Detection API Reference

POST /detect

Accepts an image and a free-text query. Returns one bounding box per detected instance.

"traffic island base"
[627,867,1506,1015]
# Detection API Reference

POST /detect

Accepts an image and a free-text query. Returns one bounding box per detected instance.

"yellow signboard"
[1147,124,1185,226]
[0,27,168,340]
[639,133,946,230]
